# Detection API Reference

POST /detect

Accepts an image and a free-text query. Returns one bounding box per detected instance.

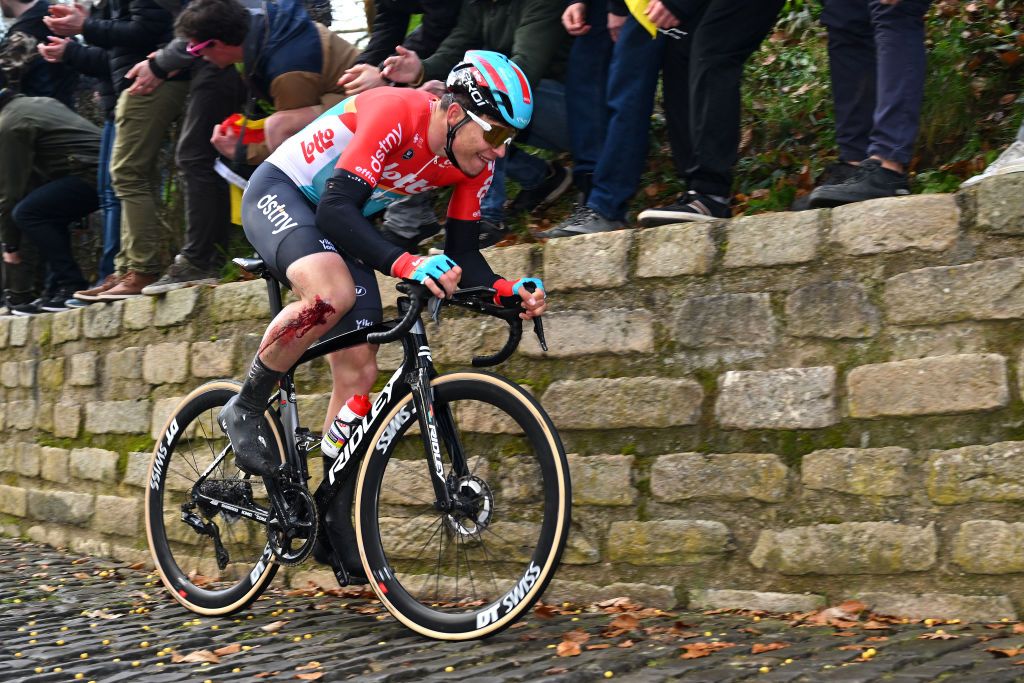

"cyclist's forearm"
[318,172,405,275]
[443,218,500,287]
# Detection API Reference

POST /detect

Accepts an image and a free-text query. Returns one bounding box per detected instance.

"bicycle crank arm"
[193,493,270,525]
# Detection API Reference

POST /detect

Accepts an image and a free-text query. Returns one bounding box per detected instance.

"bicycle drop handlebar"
[365,280,547,367]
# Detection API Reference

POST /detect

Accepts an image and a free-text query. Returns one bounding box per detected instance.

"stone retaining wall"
[3,173,1024,620]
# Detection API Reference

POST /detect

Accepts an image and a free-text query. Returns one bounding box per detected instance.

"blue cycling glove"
[391,253,458,284]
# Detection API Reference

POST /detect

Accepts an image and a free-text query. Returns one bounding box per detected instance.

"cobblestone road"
[2,539,1024,682]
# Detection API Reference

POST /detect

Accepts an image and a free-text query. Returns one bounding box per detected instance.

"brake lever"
[428,295,443,326]
[533,317,548,352]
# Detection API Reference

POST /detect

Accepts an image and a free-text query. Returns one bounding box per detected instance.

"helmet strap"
[444,114,473,174]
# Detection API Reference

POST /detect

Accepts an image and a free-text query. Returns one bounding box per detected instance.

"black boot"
[218,356,283,477]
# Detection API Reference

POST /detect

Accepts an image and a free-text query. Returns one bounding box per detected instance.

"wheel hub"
[445,475,493,538]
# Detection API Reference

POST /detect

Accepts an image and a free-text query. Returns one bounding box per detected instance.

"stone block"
[154,287,201,327]
[0,485,27,516]
[151,396,185,440]
[143,342,191,384]
[34,401,53,433]
[68,352,98,386]
[543,580,679,609]
[19,359,37,388]
[830,194,960,255]
[608,520,731,565]
[636,223,716,278]
[749,522,937,574]
[724,210,821,268]
[52,402,81,438]
[70,537,111,557]
[106,347,143,379]
[884,257,1024,325]
[85,399,151,434]
[564,529,601,565]
[520,309,654,357]
[27,490,94,525]
[7,400,36,430]
[122,295,155,330]
[975,172,1024,235]
[8,315,28,346]
[94,495,140,537]
[689,589,826,613]
[673,293,777,348]
[927,441,1024,504]
[51,308,82,344]
[543,231,631,292]
[70,447,119,483]
[481,243,534,278]
[83,301,123,338]
[650,452,790,503]
[567,454,636,506]
[27,525,67,548]
[848,354,1008,418]
[1,361,17,388]
[952,520,1024,573]
[802,447,915,496]
[544,377,703,429]
[0,444,12,473]
[122,452,152,488]
[855,591,1016,623]
[212,280,271,322]
[40,446,70,484]
[31,316,50,345]
[191,338,237,378]
[785,281,879,339]
[716,366,837,430]
[0,317,8,348]
[16,443,40,477]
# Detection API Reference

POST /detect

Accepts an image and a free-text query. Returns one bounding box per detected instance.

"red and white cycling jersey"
[265,87,492,220]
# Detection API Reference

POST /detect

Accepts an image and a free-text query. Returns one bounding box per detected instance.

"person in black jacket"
[38,0,121,303]
[45,0,190,300]
[0,0,78,107]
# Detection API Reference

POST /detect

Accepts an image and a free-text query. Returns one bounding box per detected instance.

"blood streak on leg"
[259,295,336,355]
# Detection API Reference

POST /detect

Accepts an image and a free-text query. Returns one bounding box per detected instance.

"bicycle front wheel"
[355,371,571,640]
[145,380,286,616]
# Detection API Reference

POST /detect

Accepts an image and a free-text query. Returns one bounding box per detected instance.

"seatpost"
[264,272,283,316]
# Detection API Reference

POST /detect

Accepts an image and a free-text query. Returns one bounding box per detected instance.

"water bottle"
[321,394,371,458]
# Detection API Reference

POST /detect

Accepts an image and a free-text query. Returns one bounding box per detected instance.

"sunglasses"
[185,38,215,56]
[465,109,516,148]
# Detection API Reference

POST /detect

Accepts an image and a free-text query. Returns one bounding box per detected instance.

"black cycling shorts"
[242,162,383,339]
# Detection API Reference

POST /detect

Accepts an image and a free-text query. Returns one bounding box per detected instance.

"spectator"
[338,0,461,253]
[806,0,931,208]
[637,0,784,226]
[0,90,100,315]
[45,0,190,300]
[0,0,78,107]
[961,120,1024,188]
[37,0,120,304]
[381,0,573,245]
[174,0,360,163]
[541,0,665,237]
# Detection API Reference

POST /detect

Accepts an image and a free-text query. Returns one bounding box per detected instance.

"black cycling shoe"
[311,536,369,586]
[218,395,279,477]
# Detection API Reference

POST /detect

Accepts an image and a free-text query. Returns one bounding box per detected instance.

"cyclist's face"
[451,106,507,177]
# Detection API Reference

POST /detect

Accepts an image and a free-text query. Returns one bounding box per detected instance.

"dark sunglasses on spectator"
[186,38,215,56]
[465,110,517,148]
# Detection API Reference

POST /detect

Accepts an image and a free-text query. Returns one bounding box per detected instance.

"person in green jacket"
[382,0,573,245]
[0,90,100,315]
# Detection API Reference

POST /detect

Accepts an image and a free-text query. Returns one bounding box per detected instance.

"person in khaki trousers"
[45,0,190,300]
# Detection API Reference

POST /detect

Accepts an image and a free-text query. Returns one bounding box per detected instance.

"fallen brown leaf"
[680,642,737,659]
[920,632,959,640]
[861,620,892,630]
[295,674,323,681]
[129,562,147,570]
[618,640,635,648]
[865,636,889,642]
[37,585,59,592]
[751,642,789,654]
[609,614,640,631]
[533,604,559,619]
[171,649,220,664]
[261,620,289,633]
[838,644,873,651]
[544,667,569,675]
[214,643,242,656]
[562,629,590,644]
[556,641,582,657]
[586,644,611,650]
[253,672,279,678]
[988,647,1024,657]
[1013,624,1024,634]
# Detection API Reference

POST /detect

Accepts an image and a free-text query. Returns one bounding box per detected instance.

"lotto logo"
[302,128,336,164]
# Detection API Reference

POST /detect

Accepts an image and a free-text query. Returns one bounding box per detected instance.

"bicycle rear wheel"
[355,371,571,640]
[145,380,286,615]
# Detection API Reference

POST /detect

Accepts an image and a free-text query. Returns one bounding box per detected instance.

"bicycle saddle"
[232,256,268,276]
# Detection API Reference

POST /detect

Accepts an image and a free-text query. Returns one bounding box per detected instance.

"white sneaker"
[961,140,1024,188]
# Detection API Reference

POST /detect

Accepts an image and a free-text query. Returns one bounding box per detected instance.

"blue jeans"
[584,17,665,221]
[12,175,98,291]
[480,79,568,223]
[822,0,932,165]
[564,0,613,183]
[97,118,121,281]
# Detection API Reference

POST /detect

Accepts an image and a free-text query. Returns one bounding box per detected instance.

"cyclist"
[219,50,547,581]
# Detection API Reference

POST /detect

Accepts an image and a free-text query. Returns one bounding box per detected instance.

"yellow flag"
[624,0,658,37]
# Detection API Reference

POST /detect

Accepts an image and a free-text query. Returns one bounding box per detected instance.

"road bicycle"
[144,257,571,640]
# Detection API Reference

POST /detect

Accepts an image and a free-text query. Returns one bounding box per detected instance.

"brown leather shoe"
[74,273,122,302]
[98,271,159,300]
